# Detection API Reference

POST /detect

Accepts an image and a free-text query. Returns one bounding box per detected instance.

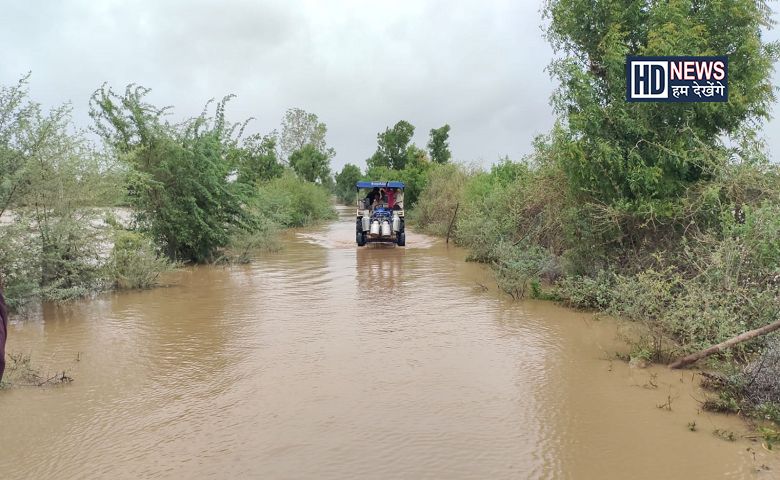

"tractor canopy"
[355,181,405,190]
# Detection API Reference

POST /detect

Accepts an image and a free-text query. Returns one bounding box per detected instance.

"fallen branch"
[669,318,780,369]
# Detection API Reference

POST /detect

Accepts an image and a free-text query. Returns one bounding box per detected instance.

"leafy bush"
[492,242,561,300]
[253,172,336,228]
[444,149,570,263]
[0,76,121,307]
[231,133,283,186]
[220,216,281,264]
[411,163,470,237]
[554,271,616,310]
[108,230,173,289]
[91,85,256,263]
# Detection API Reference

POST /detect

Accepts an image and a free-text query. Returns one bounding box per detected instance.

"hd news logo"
[626,56,728,102]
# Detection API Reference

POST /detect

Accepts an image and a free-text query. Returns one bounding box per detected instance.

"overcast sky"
[1,0,778,171]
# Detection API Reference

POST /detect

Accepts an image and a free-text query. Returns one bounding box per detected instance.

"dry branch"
[669,318,780,369]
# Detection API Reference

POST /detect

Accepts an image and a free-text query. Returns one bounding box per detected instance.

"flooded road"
[1,206,777,479]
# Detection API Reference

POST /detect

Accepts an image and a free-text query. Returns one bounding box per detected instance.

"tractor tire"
[396,232,406,247]
[357,231,366,247]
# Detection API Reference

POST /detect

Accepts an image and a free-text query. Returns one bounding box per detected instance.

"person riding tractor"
[355,181,406,247]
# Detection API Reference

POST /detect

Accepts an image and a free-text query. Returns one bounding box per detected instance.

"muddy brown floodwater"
[1,206,777,479]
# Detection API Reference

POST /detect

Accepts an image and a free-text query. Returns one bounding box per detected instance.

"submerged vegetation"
[0,79,335,309]
[0,352,73,389]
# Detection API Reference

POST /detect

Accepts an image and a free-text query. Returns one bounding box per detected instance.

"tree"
[427,124,451,164]
[90,85,254,263]
[0,74,35,219]
[289,144,331,184]
[367,120,415,170]
[279,107,335,162]
[232,133,283,186]
[335,163,362,203]
[545,0,779,216]
[0,75,121,305]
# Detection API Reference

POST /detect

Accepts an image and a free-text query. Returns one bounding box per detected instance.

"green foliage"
[412,159,569,300]
[554,271,616,310]
[0,75,122,307]
[367,120,415,170]
[400,0,780,422]
[231,133,283,186]
[108,230,173,289]
[279,107,335,163]
[289,144,331,184]
[427,124,451,164]
[220,216,281,264]
[90,85,255,263]
[335,163,362,203]
[444,149,570,263]
[252,172,336,228]
[492,242,561,300]
[364,161,431,209]
[545,0,780,216]
[411,163,468,236]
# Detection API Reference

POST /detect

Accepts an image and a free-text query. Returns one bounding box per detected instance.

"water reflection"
[356,245,405,296]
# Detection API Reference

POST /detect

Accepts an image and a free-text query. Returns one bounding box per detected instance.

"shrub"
[253,172,336,228]
[411,163,470,237]
[554,270,616,310]
[492,242,561,299]
[220,215,281,264]
[742,338,780,408]
[91,85,256,263]
[107,230,173,289]
[0,77,122,307]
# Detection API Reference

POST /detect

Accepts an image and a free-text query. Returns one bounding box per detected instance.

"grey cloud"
[1,0,777,171]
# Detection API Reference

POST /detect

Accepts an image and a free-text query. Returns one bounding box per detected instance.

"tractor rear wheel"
[397,232,406,247]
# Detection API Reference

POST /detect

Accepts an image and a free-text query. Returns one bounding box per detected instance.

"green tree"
[367,120,415,170]
[90,85,254,263]
[232,133,283,186]
[0,75,122,305]
[405,144,429,168]
[427,124,451,164]
[545,0,779,215]
[335,163,362,203]
[279,107,335,162]
[289,144,331,184]
[0,76,32,219]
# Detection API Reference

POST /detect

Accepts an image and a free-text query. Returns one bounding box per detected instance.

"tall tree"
[335,163,362,203]
[367,120,415,170]
[231,133,283,186]
[545,0,779,215]
[279,107,335,162]
[289,144,331,184]
[427,124,451,164]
